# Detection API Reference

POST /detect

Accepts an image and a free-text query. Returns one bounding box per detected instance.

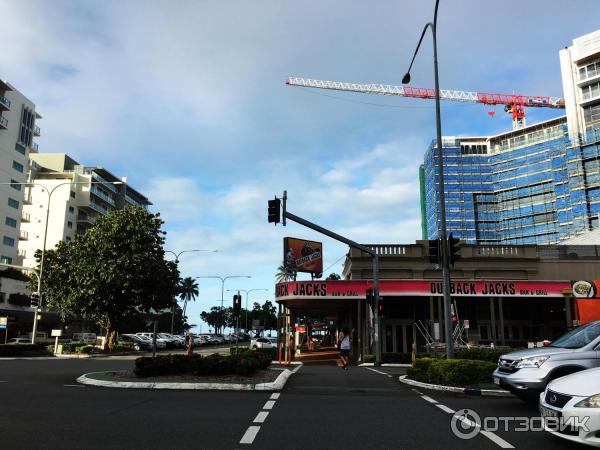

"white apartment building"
[19,153,151,269]
[0,80,41,266]
[560,28,600,137]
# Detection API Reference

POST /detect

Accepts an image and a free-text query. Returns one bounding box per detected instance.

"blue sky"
[2,0,599,330]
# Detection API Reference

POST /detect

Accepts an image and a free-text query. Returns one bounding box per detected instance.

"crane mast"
[286,77,565,130]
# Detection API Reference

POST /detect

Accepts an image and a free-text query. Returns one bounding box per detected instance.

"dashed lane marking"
[435,404,456,414]
[480,431,515,449]
[364,367,393,377]
[262,400,276,410]
[270,393,280,400]
[63,384,85,387]
[240,426,261,445]
[253,412,269,423]
[421,395,438,404]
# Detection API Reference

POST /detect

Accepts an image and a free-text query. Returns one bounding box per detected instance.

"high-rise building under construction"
[422,29,600,244]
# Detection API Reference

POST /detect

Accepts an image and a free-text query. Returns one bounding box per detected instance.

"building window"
[5,217,17,228]
[0,256,12,264]
[70,191,76,199]
[65,236,71,242]
[12,161,24,173]
[10,179,22,191]
[68,206,74,214]
[67,221,73,229]
[3,236,15,247]
[14,143,26,155]
[7,198,19,209]
[19,107,34,147]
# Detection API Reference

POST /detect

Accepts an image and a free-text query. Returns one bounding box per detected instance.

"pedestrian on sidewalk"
[338,327,351,370]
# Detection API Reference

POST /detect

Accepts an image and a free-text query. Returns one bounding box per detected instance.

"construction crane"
[285,76,565,130]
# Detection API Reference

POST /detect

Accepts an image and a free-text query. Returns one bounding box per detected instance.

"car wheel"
[253,345,258,349]
[133,344,140,351]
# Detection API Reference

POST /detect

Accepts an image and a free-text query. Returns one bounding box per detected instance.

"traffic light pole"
[279,207,382,365]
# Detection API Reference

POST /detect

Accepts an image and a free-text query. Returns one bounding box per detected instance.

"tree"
[275,264,295,283]
[200,306,227,334]
[33,206,180,349]
[179,277,199,318]
[325,273,341,280]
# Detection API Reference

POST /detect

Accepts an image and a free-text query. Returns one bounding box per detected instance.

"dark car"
[119,334,153,351]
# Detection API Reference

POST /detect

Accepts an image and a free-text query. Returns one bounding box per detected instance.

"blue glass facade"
[423,118,600,244]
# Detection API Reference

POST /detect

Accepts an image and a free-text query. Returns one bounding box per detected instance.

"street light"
[195,275,252,309]
[0,180,123,344]
[164,249,218,333]
[226,288,269,331]
[401,0,453,357]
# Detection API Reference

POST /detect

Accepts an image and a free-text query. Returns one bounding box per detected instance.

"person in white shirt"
[338,327,351,370]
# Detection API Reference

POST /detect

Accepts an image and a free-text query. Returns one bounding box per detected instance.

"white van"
[72,333,97,344]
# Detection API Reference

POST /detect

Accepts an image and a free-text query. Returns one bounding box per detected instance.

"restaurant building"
[275,242,600,360]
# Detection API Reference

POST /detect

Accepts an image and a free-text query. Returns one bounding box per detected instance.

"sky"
[2,0,599,331]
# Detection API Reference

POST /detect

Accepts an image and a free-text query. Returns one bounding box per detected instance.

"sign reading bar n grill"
[283,237,323,275]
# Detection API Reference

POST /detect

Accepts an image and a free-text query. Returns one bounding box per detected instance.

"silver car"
[493,321,600,402]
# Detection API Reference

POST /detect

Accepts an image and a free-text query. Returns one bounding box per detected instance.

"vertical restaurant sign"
[283,237,323,274]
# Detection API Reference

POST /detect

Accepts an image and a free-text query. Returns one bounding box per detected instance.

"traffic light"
[448,233,462,266]
[365,288,374,308]
[30,292,40,308]
[428,239,440,264]
[233,294,241,314]
[268,197,281,224]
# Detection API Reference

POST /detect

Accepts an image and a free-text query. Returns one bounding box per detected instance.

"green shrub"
[407,358,497,387]
[363,354,375,363]
[454,347,511,363]
[76,345,95,354]
[0,344,53,357]
[134,352,272,378]
[230,346,277,361]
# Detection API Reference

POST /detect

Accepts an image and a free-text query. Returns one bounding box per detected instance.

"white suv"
[251,337,277,349]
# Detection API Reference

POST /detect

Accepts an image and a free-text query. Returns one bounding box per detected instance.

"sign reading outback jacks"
[275,279,574,300]
[283,237,323,275]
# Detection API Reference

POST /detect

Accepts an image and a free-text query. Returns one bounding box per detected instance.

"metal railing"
[21,213,30,222]
[0,94,10,109]
[33,125,40,136]
[0,115,7,128]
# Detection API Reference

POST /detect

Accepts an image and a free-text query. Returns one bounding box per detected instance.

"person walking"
[338,327,351,370]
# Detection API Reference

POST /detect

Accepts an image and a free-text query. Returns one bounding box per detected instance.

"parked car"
[6,338,32,344]
[211,335,225,345]
[157,333,181,348]
[493,321,600,402]
[135,333,168,349]
[539,367,600,447]
[119,334,153,351]
[251,337,276,349]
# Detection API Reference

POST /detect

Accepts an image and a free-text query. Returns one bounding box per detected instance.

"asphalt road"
[0,358,586,450]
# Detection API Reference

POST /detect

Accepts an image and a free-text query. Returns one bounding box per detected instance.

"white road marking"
[253,411,269,423]
[262,400,276,410]
[416,392,516,449]
[411,388,423,395]
[421,395,438,404]
[270,393,280,400]
[239,426,261,445]
[435,404,456,414]
[365,367,393,377]
[63,384,85,387]
[480,431,515,449]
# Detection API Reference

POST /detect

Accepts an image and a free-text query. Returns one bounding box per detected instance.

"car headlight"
[515,356,549,368]
[575,394,600,408]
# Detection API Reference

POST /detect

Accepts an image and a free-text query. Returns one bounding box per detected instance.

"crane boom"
[286,76,565,129]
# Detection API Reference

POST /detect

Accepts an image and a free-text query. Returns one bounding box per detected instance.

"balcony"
[30,141,39,152]
[91,173,118,193]
[0,94,10,111]
[90,185,116,206]
[19,231,28,241]
[33,125,40,136]
[87,201,109,215]
[21,213,30,222]
[77,213,94,225]
[17,249,26,258]
[0,115,7,129]
[22,195,32,205]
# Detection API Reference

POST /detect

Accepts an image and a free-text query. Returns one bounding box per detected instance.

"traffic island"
[77,365,300,391]
[398,375,513,397]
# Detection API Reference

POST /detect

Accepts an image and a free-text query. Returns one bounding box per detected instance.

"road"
[0,358,585,449]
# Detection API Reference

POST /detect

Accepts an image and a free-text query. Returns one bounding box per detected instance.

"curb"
[359,363,412,368]
[398,375,513,397]
[77,363,303,391]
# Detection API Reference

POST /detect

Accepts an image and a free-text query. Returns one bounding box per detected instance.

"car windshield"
[550,322,600,348]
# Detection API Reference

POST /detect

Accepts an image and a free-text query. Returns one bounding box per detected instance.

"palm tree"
[179,276,199,318]
[275,265,296,283]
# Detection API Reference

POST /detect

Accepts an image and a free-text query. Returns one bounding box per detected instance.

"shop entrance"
[383,321,415,354]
